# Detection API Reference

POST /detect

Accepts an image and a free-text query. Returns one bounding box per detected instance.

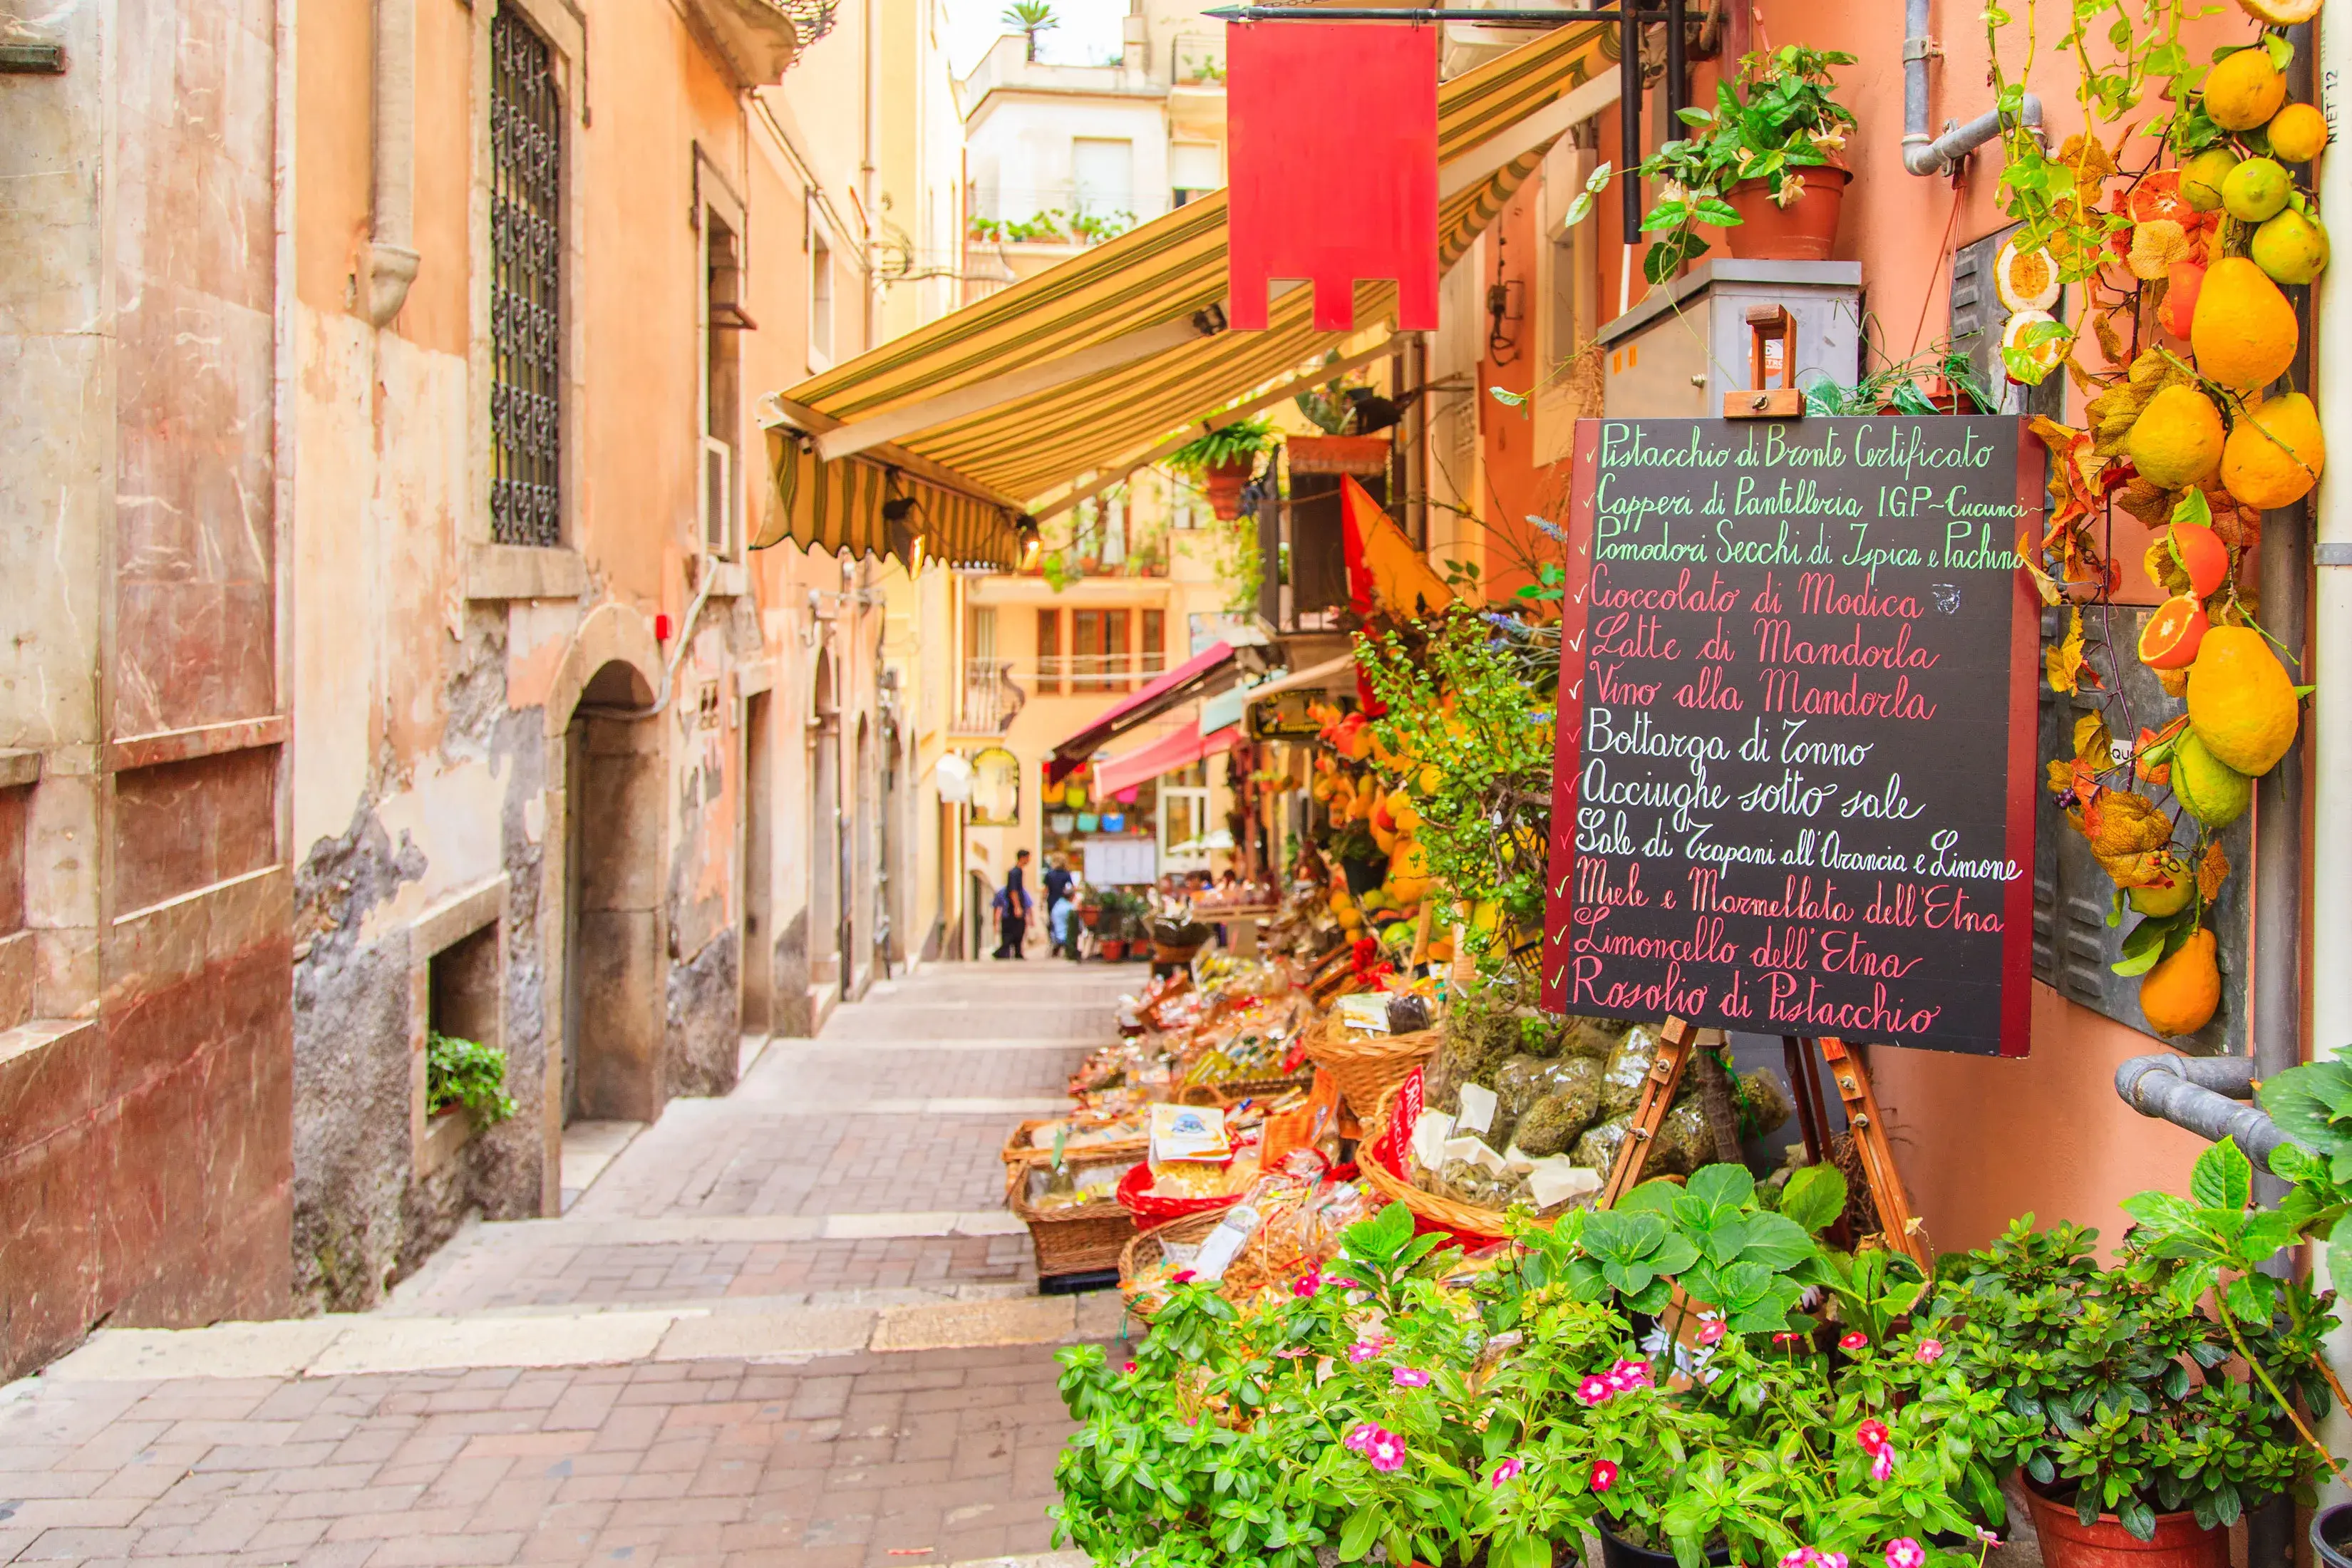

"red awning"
[1096,722,1242,799]
[1046,641,1239,782]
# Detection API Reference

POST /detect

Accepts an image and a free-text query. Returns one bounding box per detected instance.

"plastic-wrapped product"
[1572,1112,1633,1173]
[1598,1025,1661,1115]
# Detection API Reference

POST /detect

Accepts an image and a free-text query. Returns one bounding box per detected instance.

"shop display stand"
[1600,1018,1929,1268]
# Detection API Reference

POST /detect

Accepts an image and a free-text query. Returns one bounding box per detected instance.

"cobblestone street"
[0,964,1138,1568]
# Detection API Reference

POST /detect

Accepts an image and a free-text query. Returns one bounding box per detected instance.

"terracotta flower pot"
[1098,939,1127,961]
[1723,165,1851,262]
[1285,433,1391,477]
[1202,458,1257,520]
[1080,907,1101,928]
[2022,1480,2226,1568]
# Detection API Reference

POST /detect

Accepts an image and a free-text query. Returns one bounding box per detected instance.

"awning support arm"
[1028,334,1411,524]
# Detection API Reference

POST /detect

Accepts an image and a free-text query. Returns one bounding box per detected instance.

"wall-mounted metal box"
[1594,259,1864,418]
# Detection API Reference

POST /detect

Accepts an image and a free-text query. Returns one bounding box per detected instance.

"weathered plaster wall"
[0,0,294,1378]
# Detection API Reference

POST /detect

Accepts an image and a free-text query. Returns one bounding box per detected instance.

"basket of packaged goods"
[1301,990,1442,1120]
[1116,1084,1340,1227]
[1150,916,1214,966]
[1001,1110,1149,1172]
[1118,1154,1372,1319]
[1004,1138,1150,1279]
[1360,996,1794,1238]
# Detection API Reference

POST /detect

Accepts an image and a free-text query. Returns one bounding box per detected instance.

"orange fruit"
[2170,521,2229,597]
[2269,102,2329,163]
[2128,385,2226,488]
[2160,260,2204,338]
[2191,257,2299,389]
[2205,48,2288,133]
[2186,624,2299,775]
[2140,927,2222,1037]
[2172,731,2252,827]
[2139,594,2210,670]
[2221,391,2326,510]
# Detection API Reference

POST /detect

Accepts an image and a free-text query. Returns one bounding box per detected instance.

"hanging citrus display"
[2170,522,2231,597]
[2140,927,2223,1037]
[2204,47,2288,130]
[2219,391,2326,507]
[2137,596,2210,671]
[2170,731,2253,827]
[2126,385,2226,487]
[2250,208,2331,285]
[2185,625,2300,775]
[2190,257,2300,388]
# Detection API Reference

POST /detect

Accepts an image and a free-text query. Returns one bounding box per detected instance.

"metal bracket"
[2314,542,2352,567]
[1901,36,1940,63]
[0,41,66,73]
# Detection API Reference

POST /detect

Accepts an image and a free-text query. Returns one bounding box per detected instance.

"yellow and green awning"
[754,21,1616,564]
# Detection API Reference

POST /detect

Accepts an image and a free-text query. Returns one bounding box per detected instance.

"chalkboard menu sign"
[1541,418,2042,1057]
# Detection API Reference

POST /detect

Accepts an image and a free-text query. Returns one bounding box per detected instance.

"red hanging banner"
[1224,21,1439,332]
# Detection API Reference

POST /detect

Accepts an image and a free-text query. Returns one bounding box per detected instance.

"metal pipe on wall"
[362,0,421,326]
[1898,0,2042,177]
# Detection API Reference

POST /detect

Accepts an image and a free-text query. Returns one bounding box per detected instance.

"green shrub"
[426,1031,517,1126]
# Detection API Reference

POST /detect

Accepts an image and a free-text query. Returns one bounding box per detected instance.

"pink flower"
[1348,1339,1385,1364]
[1885,1539,1927,1568]
[1914,1338,1945,1364]
[1345,1423,1381,1454]
[1490,1458,1525,1488]
[1696,1319,1726,1346]
[1576,1375,1614,1406]
[1172,1269,1196,1284]
[1392,1367,1432,1388]
[1839,1331,1869,1351]
[1780,1551,1818,1568]
[1976,1529,2001,1548]
[1363,1428,1406,1472]
[1274,1347,1310,1360]
[1123,1361,1138,1373]
[1294,1271,1323,1297]
[1331,1276,1362,1289]
[1855,1419,1891,1455]
[1589,1460,1618,1492]
[1822,1554,1849,1568]
[1773,1331,1804,1347]
[1608,1357,1653,1390]
[1871,1444,1896,1482]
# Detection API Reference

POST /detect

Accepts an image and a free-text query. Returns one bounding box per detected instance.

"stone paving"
[0,961,1148,1567]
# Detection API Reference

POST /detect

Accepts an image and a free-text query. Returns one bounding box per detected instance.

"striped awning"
[756,431,1025,567]
[763,21,1616,522]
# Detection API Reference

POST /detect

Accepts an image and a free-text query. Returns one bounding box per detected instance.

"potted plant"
[1576,46,1857,287]
[1941,1141,2338,1568]
[1167,416,1279,521]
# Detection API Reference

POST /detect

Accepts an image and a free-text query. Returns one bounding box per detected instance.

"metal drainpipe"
[2113,1053,2289,1170]
[361,0,420,326]
[1900,0,2043,177]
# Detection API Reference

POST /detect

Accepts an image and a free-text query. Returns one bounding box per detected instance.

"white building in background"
[959,0,1229,295]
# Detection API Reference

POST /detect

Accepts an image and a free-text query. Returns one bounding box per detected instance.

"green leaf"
[1339,1507,1381,1560]
[1733,1212,1817,1271]
[2329,1212,2352,1294]
[1778,1163,1848,1232]
[1565,191,1594,227]
[2191,1139,2252,1212]
[1686,1163,1755,1212]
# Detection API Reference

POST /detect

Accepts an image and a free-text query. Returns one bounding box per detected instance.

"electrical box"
[1594,259,1863,416]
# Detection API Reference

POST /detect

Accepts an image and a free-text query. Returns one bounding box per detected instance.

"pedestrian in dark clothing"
[994,849,1033,959]
[1041,856,1076,957]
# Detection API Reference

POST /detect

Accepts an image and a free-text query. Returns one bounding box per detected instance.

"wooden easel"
[1599,1016,1929,1269]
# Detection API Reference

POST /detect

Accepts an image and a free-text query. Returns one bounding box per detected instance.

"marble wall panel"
[110,749,277,914]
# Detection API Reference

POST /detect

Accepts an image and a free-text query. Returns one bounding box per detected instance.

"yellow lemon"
[2250,207,2330,287]
[2220,391,2326,510]
[2182,148,2240,212]
[2140,927,2222,1037]
[2127,383,2226,488]
[2127,852,2197,917]
[2268,101,2330,163]
[2191,257,2299,388]
[2170,731,2252,828]
[2186,624,2299,775]
[2205,48,2288,133]
[2222,157,2292,222]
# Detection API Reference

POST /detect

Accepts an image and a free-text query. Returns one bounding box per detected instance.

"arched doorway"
[563,659,663,1123]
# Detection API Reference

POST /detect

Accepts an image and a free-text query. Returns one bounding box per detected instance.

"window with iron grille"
[491,7,563,547]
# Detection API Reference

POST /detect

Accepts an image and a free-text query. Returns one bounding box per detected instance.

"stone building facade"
[0,0,976,1376]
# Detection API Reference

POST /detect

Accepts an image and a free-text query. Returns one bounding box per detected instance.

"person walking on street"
[994,848,1034,959]
[1042,855,1076,959]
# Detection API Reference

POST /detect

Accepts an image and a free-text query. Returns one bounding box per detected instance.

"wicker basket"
[1358,1085,1520,1239]
[1001,1118,1146,1172]
[1116,1208,1230,1319]
[1175,1071,1313,1107]
[1006,1158,1145,1278]
[1302,1018,1439,1121]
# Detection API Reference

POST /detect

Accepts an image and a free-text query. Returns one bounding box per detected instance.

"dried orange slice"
[2140,594,2210,670]
[2127,170,2194,227]
[2169,521,2229,598]
[1996,241,2061,311]
[2001,309,2069,382]
[2237,0,2320,23]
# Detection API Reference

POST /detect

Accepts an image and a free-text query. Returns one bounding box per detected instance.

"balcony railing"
[1033,651,1169,697]
[956,660,1027,735]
